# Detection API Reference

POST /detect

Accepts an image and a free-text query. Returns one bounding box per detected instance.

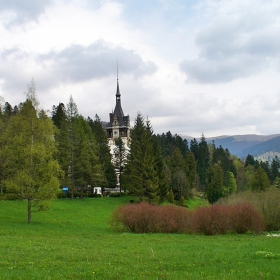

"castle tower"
[105,78,130,154]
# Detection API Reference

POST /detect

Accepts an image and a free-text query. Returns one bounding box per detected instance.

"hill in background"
[180,134,280,161]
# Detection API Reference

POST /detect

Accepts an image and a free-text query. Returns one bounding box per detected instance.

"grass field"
[0,197,280,279]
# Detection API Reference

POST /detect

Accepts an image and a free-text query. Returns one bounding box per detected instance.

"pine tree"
[270,156,280,183]
[52,103,67,129]
[245,154,255,167]
[197,134,210,189]
[72,116,103,198]
[123,113,159,202]
[152,135,168,202]
[185,151,197,191]
[88,115,117,189]
[190,138,199,160]
[206,163,223,204]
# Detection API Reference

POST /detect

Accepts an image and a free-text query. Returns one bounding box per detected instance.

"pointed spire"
[116,60,121,101]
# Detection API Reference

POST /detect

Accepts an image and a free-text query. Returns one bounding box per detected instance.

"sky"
[0,0,280,138]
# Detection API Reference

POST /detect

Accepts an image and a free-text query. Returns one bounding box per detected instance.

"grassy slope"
[0,197,280,279]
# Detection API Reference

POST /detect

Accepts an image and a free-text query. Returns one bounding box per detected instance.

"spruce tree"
[270,156,280,183]
[185,151,197,191]
[197,134,210,189]
[206,163,223,204]
[52,103,67,129]
[72,116,103,198]
[88,115,117,189]
[123,113,160,202]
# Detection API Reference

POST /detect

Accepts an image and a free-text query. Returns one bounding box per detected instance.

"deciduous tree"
[1,88,61,223]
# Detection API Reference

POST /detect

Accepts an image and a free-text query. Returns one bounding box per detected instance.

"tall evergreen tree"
[185,151,197,191]
[270,156,280,183]
[72,116,103,198]
[206,163,223,204]
[151,134,168,201]
[197,134,210,189]
[168,147,187,199]
[190,138,199,160]
[88,115,117,189]
[245,154,255,167]
[123,113,160,202]
[54,117,71,187]
[174,134,189,158]
[52,103,67,129]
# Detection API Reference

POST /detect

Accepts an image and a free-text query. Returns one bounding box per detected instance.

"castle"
[105,78,130,154]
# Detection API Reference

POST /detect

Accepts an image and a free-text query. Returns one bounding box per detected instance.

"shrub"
[0,193,19,200]
[111,202,265,235]
[167,190,175,203]
[229,203,265,234]
[110,203,193,233]
[217,188,280,231]
[57,191,67,199]
[178,196,185,206]
[109,192,122,197]
[192,203,265,235]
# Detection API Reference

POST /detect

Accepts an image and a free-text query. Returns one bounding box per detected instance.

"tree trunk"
[71,186,74,200]
[27,198,32,224]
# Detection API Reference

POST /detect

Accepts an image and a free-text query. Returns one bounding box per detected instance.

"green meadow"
[0,197,279,279]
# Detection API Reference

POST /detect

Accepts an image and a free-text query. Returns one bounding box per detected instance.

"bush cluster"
[217,188,280,231]
[110,203,193,233]
[192,203,264,235]
[110,202,265,235]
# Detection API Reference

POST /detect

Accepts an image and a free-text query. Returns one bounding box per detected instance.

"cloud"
[180,55,266,83]
[0,42,157,106]
[179,0,280,83]
[0,0,53,27]
[38,41,157,82]
[0,48,35,94]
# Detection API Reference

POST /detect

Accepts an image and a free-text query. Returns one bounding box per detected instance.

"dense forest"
[1,81,280,220]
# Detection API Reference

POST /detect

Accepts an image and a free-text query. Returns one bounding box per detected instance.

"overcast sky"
[1,0,280,138]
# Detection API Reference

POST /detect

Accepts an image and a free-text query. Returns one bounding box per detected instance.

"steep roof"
[113,79,125,125]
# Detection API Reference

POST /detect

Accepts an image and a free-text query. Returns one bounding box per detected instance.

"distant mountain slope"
[244,135,280,157]
[180,134,280,159]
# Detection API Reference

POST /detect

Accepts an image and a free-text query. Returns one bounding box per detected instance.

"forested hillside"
[1,83,280,216]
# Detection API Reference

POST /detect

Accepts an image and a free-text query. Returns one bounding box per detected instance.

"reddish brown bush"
[110,202,193,233]
[192,203,265,235]
[110,202,265,235]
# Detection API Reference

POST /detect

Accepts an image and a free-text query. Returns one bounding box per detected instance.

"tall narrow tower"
[105,77,130,154]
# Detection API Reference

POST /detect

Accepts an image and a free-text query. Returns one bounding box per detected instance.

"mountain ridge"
[180,133,280,160]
